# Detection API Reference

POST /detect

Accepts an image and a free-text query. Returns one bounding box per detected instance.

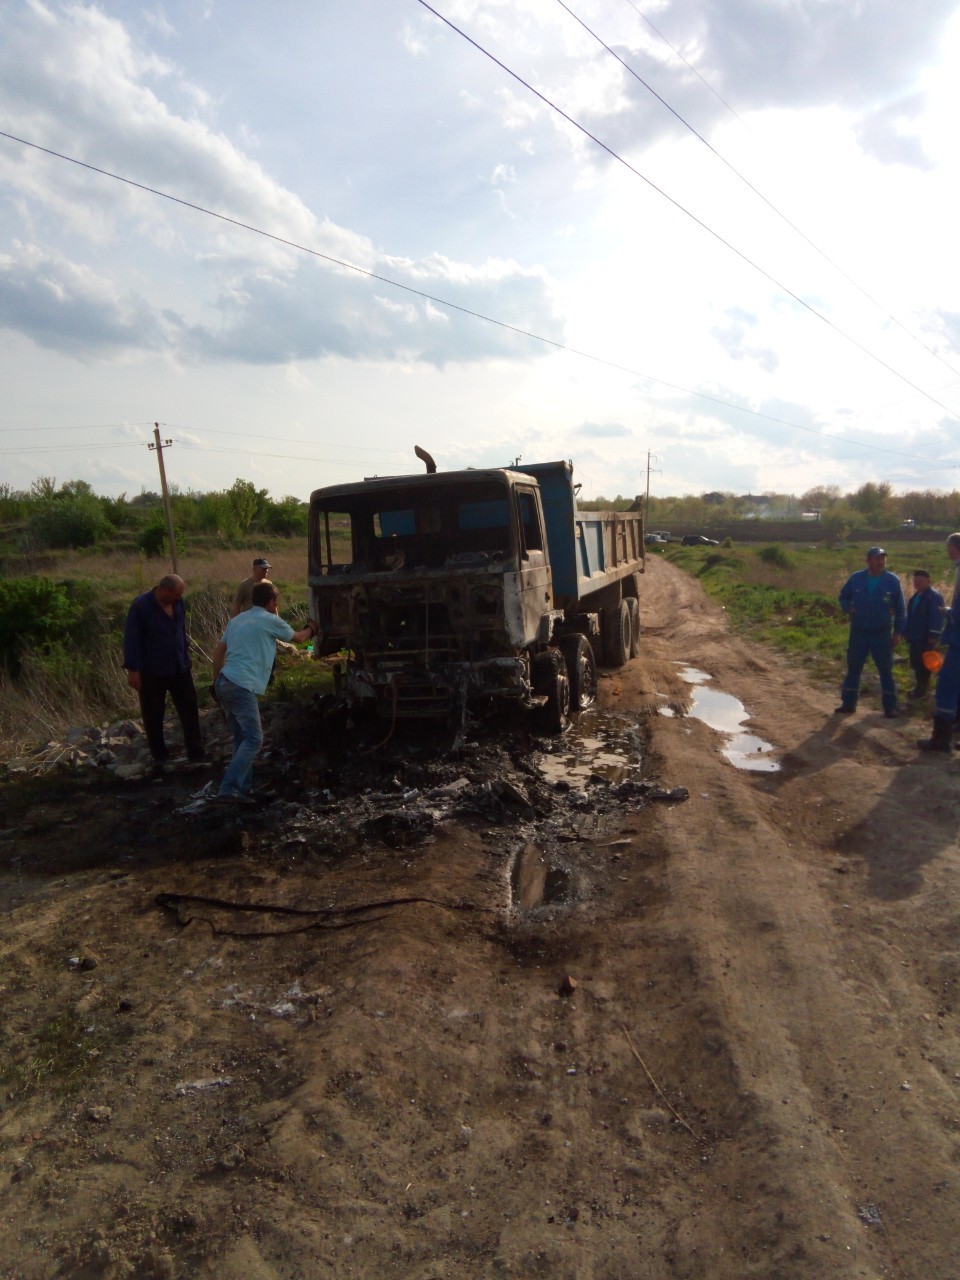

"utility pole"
[148,423,179,574]
[645,450,659,530]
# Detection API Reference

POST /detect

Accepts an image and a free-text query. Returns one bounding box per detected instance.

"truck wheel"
[626,597,641,659]
[560,633,597,711]
[531,650,571,734]
[602,599,631,667]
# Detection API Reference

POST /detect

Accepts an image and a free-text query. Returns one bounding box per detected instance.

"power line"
[0,422,156,433]
[164,423,412,455]
[558,0,960,384]
[414,0,960,423]
[619,0,746,127]
[0,441,145,455]
[0,128,946,464]
[171,443,409,466]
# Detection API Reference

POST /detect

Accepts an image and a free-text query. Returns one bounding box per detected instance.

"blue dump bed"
[516,461,644,606]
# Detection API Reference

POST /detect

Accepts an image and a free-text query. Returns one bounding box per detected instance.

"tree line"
[0,477,307,552]
[580,481,960,529]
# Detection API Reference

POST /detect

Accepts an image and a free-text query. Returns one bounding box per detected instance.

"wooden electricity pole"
[148,422,179,574]
[645,451,655,529]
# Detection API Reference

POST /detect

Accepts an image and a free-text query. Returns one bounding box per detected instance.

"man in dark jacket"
[919,533,960,752]
[903,569,944,699]
[123,574,204,765]
[836,546,905,718]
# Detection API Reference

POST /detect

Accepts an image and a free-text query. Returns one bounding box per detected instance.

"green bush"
[758,543,795,570]
[137,519,183,557]
[263,496,307,537]
[0,578,82,673]
[24,496,111,550]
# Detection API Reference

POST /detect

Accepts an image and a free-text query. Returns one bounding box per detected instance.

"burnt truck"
[307,455,644,732]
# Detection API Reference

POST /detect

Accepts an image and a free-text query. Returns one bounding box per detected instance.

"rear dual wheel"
[626,596,641,658]
[602,598,631,667]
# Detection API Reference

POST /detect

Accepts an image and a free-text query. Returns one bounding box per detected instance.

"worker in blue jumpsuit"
[918,533,960,752]
[903,569,944,699]
[836,546,905,718]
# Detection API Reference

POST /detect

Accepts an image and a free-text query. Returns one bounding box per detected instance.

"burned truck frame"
[308,460,643,731]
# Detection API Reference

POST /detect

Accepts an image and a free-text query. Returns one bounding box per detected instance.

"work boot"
[906,687,926,700]
[918,718,953,753]
[834,704,856,715]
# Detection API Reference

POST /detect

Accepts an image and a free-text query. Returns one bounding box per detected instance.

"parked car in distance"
[681,534,720,546]
[644,533,668,546]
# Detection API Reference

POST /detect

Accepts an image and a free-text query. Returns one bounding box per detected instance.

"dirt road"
[2,556,959,1279]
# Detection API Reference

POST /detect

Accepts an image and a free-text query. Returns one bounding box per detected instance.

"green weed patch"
[664,539,951,688]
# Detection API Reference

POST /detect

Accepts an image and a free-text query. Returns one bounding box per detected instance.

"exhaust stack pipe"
[415,445,437,474]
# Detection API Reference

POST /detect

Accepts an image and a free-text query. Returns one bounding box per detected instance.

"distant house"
[800,511,821,522]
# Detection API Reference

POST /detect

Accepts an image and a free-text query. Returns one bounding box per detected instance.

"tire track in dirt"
[626,556,960,1279]
[2,556,960,1278]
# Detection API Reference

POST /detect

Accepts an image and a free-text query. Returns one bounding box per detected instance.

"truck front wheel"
[602,599,631,667]
[531,650,571,734]
[560,633,597,711]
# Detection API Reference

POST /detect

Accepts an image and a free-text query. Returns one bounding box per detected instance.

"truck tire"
[560,633,597,711]
[531,650,571,734]
[602,599,631,667]
[626,597,641,659]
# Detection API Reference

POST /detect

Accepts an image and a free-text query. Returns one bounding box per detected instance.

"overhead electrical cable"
[0,427,156,437]
[0,129,943,464]
[414,0,960,422]
[0,441,145,455]
[164,424,412,455]
[168,443,409,466]
[557,0,960,383]
[619,0,746,126]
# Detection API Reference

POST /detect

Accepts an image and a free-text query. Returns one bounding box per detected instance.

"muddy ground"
[2,556,960,1280]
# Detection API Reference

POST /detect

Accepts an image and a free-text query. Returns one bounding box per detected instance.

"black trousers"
[138,670,203,761]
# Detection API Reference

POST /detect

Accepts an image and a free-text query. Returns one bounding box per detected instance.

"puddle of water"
[676,665,780,773]
[538,709,644,790]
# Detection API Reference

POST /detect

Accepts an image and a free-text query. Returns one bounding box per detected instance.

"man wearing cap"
[903,569,944,699]
[232,557,273,616]
[918,533,960,752]
[836,546,905,718]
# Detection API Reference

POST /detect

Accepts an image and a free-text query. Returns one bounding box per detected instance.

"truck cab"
[308,459,642,730]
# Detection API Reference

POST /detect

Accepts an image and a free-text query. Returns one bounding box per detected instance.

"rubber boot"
[918,717,952,753]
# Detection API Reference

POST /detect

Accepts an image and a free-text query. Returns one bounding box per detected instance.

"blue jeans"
[216,675,263,796]
[840,627,897,712]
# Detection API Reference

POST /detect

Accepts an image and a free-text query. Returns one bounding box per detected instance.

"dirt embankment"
[1,556,959,1280]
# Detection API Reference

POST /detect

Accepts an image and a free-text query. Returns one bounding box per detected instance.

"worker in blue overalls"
[918,533,960,752]
[903,569,944,699]
[836,546,905,718]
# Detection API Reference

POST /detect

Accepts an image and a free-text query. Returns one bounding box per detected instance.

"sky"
[3,0,960,501]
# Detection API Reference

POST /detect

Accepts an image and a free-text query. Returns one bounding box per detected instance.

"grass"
[0,1007,124,1099]
[663,538,953,691]
[0,539,317,758]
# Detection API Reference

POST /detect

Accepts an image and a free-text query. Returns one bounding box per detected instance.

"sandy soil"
[2,556,959,1280]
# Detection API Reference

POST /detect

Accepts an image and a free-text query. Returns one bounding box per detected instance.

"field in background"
[661,537,952,687]
[0,539,323,758]
[3,532,954,758]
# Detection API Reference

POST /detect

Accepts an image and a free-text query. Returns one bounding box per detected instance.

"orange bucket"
[922,649,944,672]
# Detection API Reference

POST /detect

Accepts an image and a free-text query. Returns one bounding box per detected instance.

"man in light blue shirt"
[212,581,316,802]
